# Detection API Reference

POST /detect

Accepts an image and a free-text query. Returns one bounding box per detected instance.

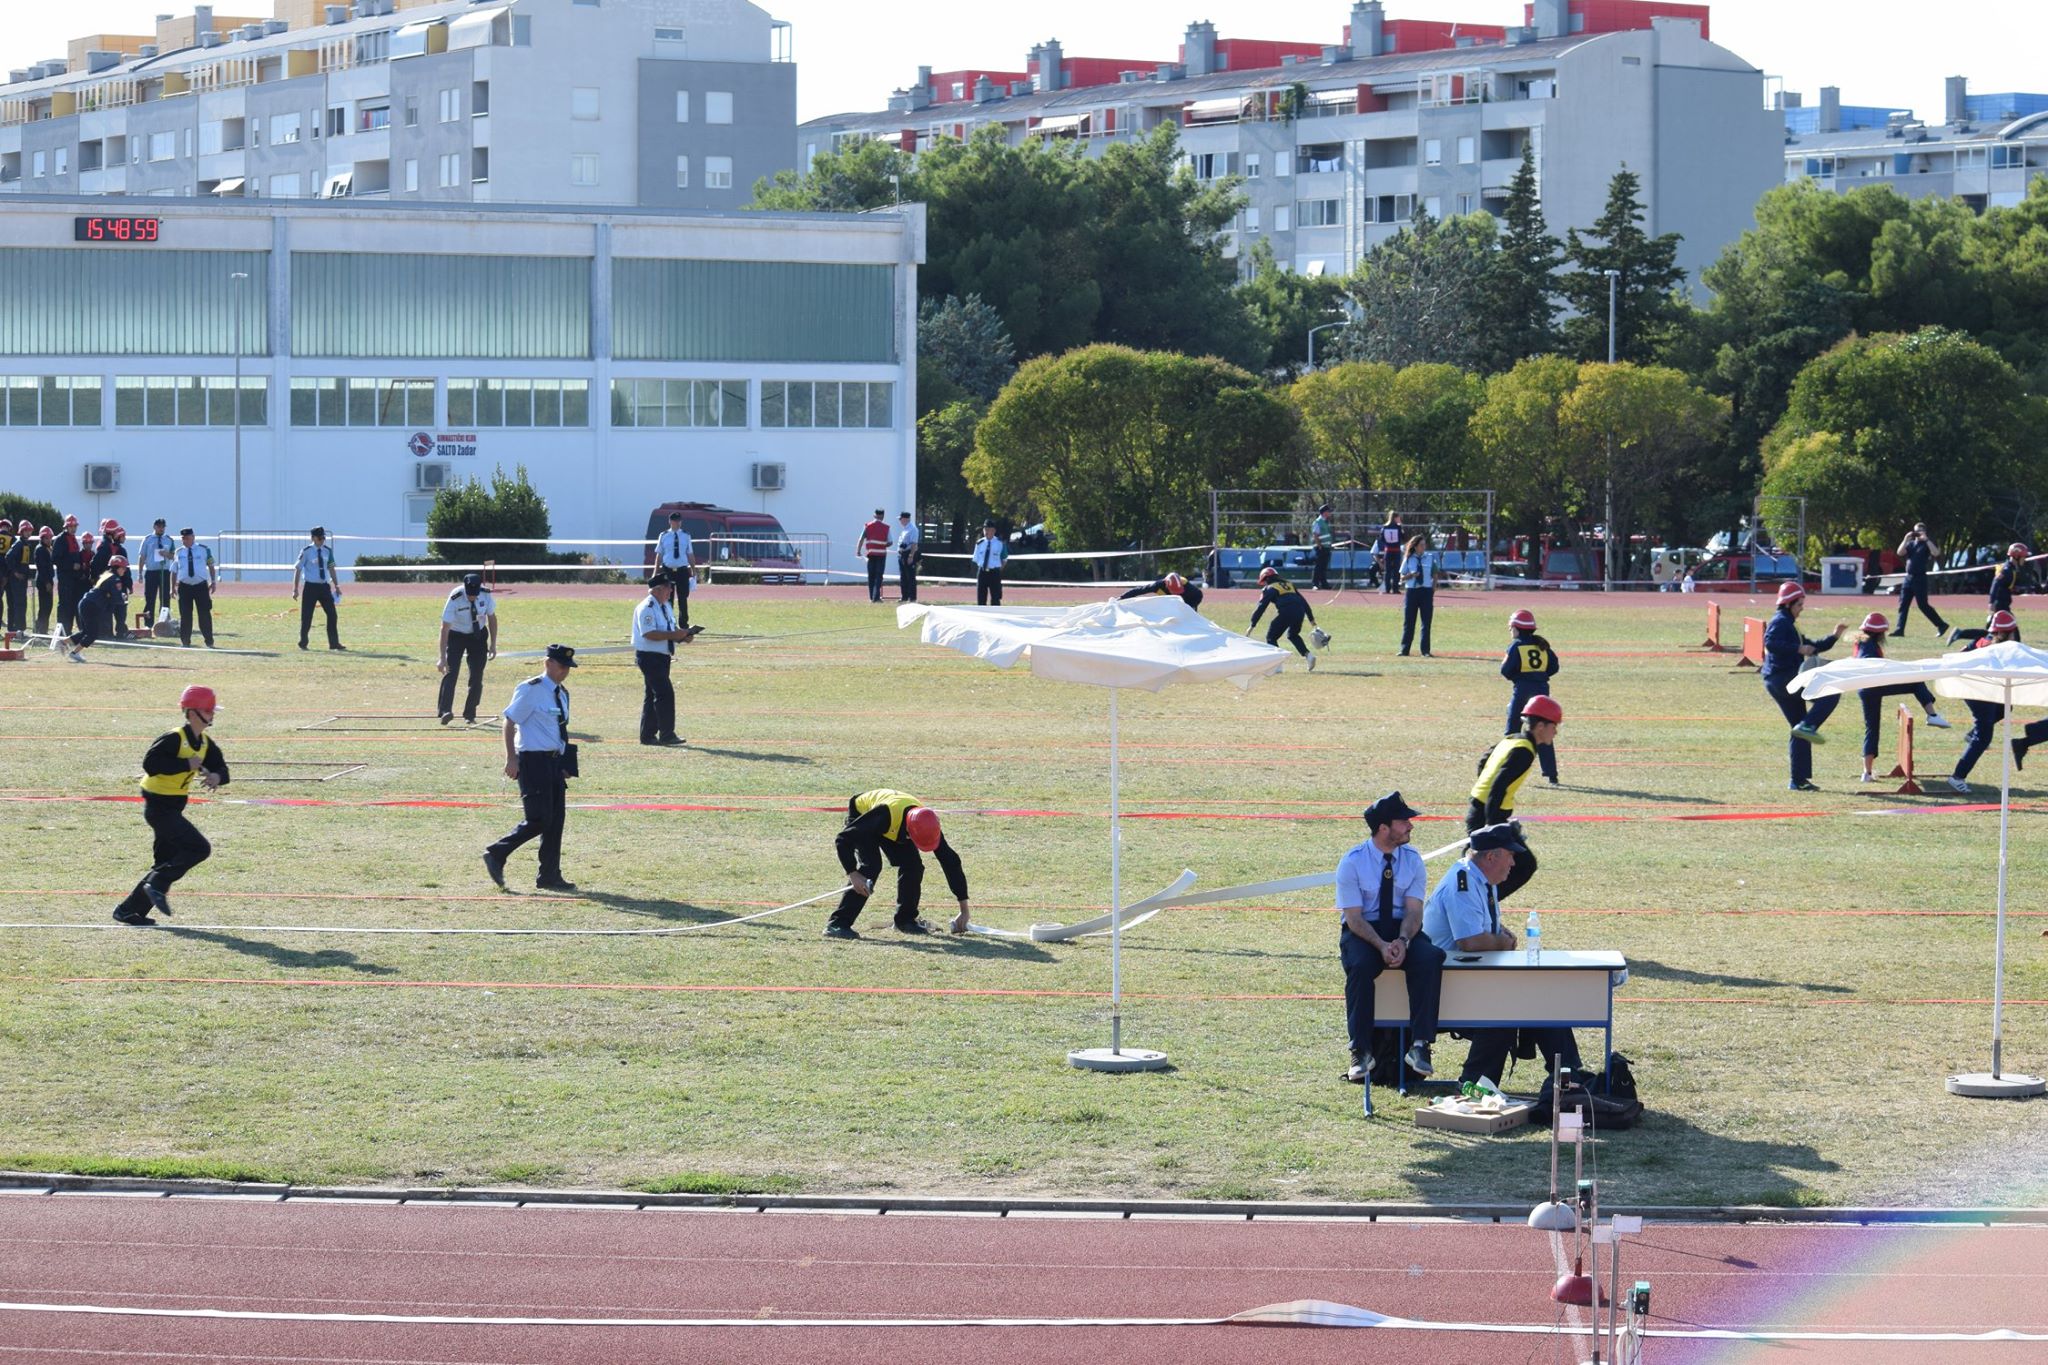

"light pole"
[1307,318,1349,371]
[1602,267,1620,593]
[231,270,249,583]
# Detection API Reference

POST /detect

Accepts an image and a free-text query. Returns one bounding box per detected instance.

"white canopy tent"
[899,596,1288,1070]
[1794,640,2048,1098]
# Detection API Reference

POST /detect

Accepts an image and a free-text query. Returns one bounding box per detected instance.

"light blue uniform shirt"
[1334,839,1426,922]
[973,537,1006,571]
[1421,856,1500,951]
[656,528,692,575]
[1402,551,1438,588]
[502,674,569,753]
[296,543,336,584]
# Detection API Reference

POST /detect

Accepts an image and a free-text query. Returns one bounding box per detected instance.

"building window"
[54,148,67,175]
[31,151,45,177]
[270,172,301,197]
[705,155,732,189]
[404,95,419,127]
[448,378,591,428]
[571,87,600,120]
[571,153,600,186]
[439,152,462,187]
[115,376,264,428]
[149,132,176,162]
[706,91,733,124]
[439,88,460,123]
[1992,144,2025,170]
[404,158,418,192]
[273,112,302,144]
[1366,194,1414,224]
[1244,207,1261,231]
[288,377,433,428]
[1296,144,1341,174]
[2,376,103,427]
[1189,151,1237,180]
[326,106,346,138]
[1423,195,1442,219]
[1424,138,1443,166]
[760,380,892,430]
[1296,199,1341,227]
[358,103,391,132]
[675,90,690,122]
[609,378,748,428]
[1802,154,1837,180]
[185,128,194,158]
[655,26,684,41]
[1458,135,1476,165]
[1957,147,1988,170]
[1275,205,1291,231]
[675,155,689,188]
[1244,152,1260,178]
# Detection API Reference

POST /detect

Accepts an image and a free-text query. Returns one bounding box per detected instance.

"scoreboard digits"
[73,216,162,243]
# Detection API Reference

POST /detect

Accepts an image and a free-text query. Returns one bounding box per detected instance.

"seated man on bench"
[1420,822,1582,1087]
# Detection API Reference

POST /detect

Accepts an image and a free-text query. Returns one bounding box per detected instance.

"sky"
[2,0,2044,125]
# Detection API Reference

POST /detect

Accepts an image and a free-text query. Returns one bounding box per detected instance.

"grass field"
[4,580,2045,1208]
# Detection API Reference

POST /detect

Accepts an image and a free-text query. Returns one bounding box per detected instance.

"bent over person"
[114,685,229,925]
[1249,566,1318,670]
[437,574,498,725]
[828,789,970,940]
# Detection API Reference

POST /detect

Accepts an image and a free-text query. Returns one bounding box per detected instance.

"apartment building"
[1782,77,2048,212]
[0,0,797,212]
[0,195,923,571]
[801,0,1781,289]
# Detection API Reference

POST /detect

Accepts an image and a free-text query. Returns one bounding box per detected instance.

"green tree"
[1382,364,1487,489]
[0,492,62,536]
[1236,238,1345,379]
[1291,361,1399,488]
[1335,210,1498,371]
[1759,431,1905,558]
[428,464,552,572]
[1469,355,1588,543]
[1558,167,1687,363]
[751,137,911,214]
[918,294,1016,412]
[1482,142,1562,372]
[1559,364,1729,566]
[917,399,991,545]
[967,345,1299,559]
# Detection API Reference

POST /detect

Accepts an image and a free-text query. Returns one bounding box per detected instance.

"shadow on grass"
[1627,957,1856,995]
[861,930,1057,963]
[160,926,398,976]
[572,889,774,926]
[1552,784,1726,806]
[685,747,816,766]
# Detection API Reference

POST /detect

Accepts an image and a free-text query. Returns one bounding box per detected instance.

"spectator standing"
[1377,511,1404,593]
[138,517,176,628]
[1894,522,1949,637]
[653,511,695,629]
[436,573,499,726]
[173,528,218,648]
[859,508,891,603]
[1398,535,1438,657]
[973,521,1007,606]
[632,574,696,746]
[1310,503,1335,591]
[895,512,921,603]
[292,526,346,651]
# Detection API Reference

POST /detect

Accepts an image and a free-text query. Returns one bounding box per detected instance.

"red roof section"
[1028,55,1168,90]
[1523,0,1711,39]
[926,69,1030,103]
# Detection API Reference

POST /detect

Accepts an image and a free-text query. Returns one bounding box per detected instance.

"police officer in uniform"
[1762,582,1844,791]
[633,573,698,746]
[1398,535,1439,657]
[113,684,230,925]
[1310,503,1335,591]
[1249,566,1319,670]
[1990,543,2029,616]
[436,573,499,725]
[1117,571,1205,611]
[139,517,176,627]
[895,511,921,603]
[173,528,218,648]
[1470,695,1561,901]
[972,520,1007,605]
[1501,608,1562,783]
[653,511,695,629]
[828,790,971,940]
[292,526,345,650]
[1893,522,1948,637]
[1421,823,1582,1086]
[1337,791,1445,1084]
[482,644,579,892]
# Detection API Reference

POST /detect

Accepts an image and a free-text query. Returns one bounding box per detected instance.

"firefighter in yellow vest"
[1467,695,1561,902]
[828,789,970,940]
[114,685,230,926]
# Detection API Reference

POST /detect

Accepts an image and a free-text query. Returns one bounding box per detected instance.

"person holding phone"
[1894,522,1948,638]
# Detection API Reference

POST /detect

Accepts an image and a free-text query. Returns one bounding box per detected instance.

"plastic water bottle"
[1525,910,1541,965]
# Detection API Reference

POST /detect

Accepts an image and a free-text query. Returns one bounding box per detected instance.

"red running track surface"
[2,1194,2046,1363]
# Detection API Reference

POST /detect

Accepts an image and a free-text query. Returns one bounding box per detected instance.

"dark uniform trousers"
[439,631,489,722]
[2,568,23,635]
[143,568,172,624]
[34,575,54,635]
[57,570,85,634]
[1341,913,1445,1062]
[1459,1026,1583,1088]
[178,582,215,646]
[1400,587,1435,655]
[1311,543,1332,591]
[1894,574,1947,636]
[976,568,1003,606]
[898,551,918,602]
[1860,683,1938,758]
[487,751,567,884]
[69,593,114,648]
[1465,802,1539,903]
[831,801,928,932]
[114,793,212,917]
[636,649,676,743]
[300,582,341,647]
[866,555,887,603]
[1266,614,1310,657]
[1764,680,1839,785]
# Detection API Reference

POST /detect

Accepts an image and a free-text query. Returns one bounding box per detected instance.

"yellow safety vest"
[853,788,922,842]
[140,729,212,798]
[1470,734,1537,814]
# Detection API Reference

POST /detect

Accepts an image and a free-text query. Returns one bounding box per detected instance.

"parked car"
[643,502,802,583]
[1650,546,1708,589]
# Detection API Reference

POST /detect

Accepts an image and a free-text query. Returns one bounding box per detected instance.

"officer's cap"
[1469,822,1526,855]
[545,643,579,668]
[648,572,673,589]
[178,527,194,536]
[462,573,483,592]
[152,517,166,528]
[309,525,327,538]
[668,511,683,522]
[1364,791,1420,830]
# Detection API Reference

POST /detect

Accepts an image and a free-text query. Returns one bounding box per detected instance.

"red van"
[644,503,803,584]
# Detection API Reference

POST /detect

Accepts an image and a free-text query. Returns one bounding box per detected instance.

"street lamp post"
[1307,319,1348,371]
[231,270,249,583]
[1603,267,1620,594]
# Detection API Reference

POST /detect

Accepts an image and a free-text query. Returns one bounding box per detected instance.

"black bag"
[561,742,580,779]
[1367,1027,1428,1087]
[1530,1053,1644,1131]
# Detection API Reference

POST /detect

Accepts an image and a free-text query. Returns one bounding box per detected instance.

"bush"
[426,465,559,576]
[0,492,62,535]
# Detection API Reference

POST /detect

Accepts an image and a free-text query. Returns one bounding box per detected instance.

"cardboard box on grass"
[1414,1099,1534,1136]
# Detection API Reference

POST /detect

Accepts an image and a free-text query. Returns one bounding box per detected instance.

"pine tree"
[1484,142,1562,371]
[1558,167,1687,364]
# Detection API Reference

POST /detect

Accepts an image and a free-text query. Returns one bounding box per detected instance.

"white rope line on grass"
[0,1298,2042,1340]
[0,889,844,939]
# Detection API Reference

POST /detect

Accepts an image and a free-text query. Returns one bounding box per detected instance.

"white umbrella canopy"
[899,596,1290,1070]
[1794,639,2048,1098]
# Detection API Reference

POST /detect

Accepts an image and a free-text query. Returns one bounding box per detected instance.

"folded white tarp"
[898,596,1288,692]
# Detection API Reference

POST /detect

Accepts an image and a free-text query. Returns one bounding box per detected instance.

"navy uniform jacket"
[1990,559,2021,613]
[1250,580,1315,628]
[1900,539,1935,581]
[1501,633,1560,695]
[1761,609,1834,684]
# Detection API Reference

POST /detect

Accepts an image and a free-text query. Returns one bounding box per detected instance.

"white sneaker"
[1860,772,1877,783]
[66,650,85,663]
[1947,776,1971,794]
[1925,713,1952,729]
[1306,652,1318,673]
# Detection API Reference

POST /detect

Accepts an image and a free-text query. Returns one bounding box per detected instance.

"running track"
[3,1194,2046,1362]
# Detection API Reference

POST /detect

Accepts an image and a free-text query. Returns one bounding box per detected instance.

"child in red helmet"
[1500,607,1562,783]
[1852,612,1950,783]
[114,685,230,925]
[1249,565,1320,671]
[1762,581,1846,791]
[1989,543,2030,616]
[1948,612,2048,792]
[827,789,970,939]
[1467,694,1562,902]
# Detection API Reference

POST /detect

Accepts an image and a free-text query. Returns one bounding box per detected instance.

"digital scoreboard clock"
[74,215,161,243]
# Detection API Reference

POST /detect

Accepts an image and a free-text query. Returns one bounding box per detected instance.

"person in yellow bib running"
[115,685,229,925]
[828,790,970,940]
[1467,695,1561,902]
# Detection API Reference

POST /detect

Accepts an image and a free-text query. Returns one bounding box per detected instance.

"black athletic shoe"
[823,924,861,940]
[2013,742,2028,773]
[330,644,348,651]
[1789,779,1820,792]
[440,713,454,726]
[535,878,578,893]
[481,850,506,889]
[142,883,172,917]
[112,908,156,926]
[895,918,936,935]
[297,641,308,650]
[655,734,685,746]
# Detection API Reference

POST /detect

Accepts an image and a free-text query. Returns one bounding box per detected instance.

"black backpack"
[1530,1053,1644,1131]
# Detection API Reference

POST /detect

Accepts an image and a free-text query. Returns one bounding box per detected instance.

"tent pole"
[1109,688,1122,1056]
[1994,683,2012,1078]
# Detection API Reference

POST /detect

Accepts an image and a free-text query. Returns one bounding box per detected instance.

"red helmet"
[80,533,96,547]
[1776,582,1805,606]
[37,526,52,538]
[179,685,218,714]
[1163,572,1185,595]
[100,518,117,531]
[108,555,127,570]
[1989,610,2019,634]
[1522,695,1564,725]
[904,805,942,853]
[1509,609,1538,632]
[13,519,28,533]
[2012,543,2031,559]
[1861,612,1891,635]
[63,514,78,527]
[1258,566,1278,585]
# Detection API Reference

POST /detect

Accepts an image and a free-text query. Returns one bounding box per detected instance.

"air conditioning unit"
[751,461,787,491]
[414,461,453,491]
[83,463,120,493]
